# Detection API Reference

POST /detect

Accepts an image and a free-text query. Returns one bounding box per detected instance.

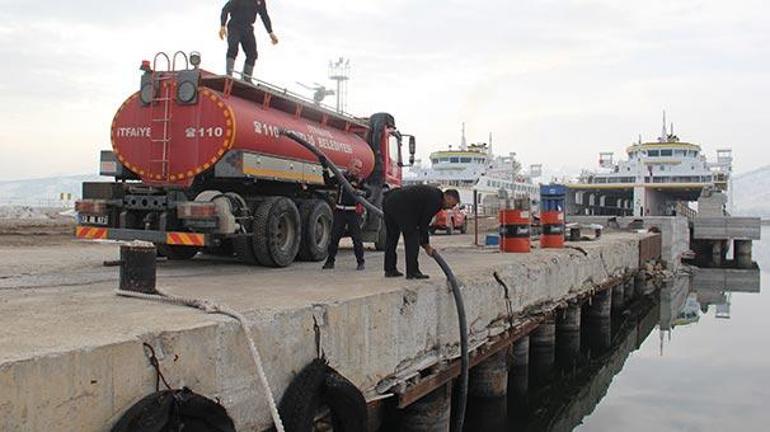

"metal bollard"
[119,242,158,294]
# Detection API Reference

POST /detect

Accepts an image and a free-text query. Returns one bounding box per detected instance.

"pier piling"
[531,318,556,384]
[469,350,509,398]
[557,304,581,368]
[400,384,452,432]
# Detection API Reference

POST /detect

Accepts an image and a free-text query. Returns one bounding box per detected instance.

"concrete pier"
[734,240,753,269]
[0,232,660,431]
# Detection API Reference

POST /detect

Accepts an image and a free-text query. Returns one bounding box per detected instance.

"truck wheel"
[297,199,333,262]
[447,220,455,236]
[253,197,301,268]
[157,244,199,261]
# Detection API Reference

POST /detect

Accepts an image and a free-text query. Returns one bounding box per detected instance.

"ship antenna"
[660,110,667,143]
[461,122,467,150]
[488,132,493,155]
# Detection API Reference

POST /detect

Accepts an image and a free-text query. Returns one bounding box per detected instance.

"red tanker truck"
[75,51,416,267]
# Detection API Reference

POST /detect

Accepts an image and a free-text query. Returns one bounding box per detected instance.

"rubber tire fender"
[297,199,333,262]
[278,358,367,432]
[111,388,235,432]
[252,197,301,268]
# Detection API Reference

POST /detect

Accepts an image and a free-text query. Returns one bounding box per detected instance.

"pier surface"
[1,231,653,431]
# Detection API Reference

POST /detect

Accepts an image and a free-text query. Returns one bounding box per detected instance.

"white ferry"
[403,127,541,214]
[567,113,733,217]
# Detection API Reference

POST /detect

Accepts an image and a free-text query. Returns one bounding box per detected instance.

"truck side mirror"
[409,136,416,166]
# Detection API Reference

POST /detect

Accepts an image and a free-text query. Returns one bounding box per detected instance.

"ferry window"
[660,149,673,157]
[659,165,665,171]
[648,150,660,157]
[460,157,472,163]
[440,158,449,163]
[432,159,439,164]
[675,150,687,156]
[450,157,459,163]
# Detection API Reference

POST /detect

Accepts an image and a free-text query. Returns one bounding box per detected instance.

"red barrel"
[541,211,565,249]
[499,209,531,253]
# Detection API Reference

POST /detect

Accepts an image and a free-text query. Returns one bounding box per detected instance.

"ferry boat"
[403,126,541,214]
[567,113,733,217]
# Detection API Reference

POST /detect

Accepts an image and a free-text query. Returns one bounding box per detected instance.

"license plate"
[79,215,108,225]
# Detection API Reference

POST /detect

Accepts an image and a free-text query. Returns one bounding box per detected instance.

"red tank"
[111,71,375,187]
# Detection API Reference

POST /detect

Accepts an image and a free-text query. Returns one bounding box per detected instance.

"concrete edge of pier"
[1,232,661,431]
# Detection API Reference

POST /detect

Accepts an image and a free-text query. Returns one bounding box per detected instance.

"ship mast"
[461,122,467,151]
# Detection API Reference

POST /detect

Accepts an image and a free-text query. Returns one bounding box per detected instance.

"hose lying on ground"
[281,128,469,431]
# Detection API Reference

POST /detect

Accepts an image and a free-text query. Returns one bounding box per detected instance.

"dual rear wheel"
[235,197,333,268]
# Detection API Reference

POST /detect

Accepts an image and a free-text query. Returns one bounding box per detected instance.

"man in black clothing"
[383,186,460,279]
[219,0,279,83]
[323,159,366,271]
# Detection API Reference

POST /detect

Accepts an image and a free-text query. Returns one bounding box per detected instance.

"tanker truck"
[75,51,416,267]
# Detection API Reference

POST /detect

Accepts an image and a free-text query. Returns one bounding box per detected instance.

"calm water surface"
[466,227,769,431]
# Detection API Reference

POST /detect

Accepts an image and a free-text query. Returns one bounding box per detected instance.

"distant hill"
[0,174,102,207]
[732,165,770,219]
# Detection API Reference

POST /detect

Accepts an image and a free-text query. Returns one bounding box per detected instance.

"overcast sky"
[0,0,768,181]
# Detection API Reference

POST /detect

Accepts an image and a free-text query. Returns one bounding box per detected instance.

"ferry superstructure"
[403,127,541,213]
[567,113,733,217]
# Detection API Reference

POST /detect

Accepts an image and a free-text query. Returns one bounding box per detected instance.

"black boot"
[357,262,365,271]
[322,260,335,270]
[385,270,404,278]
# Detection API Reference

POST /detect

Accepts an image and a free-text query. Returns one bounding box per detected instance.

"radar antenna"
[296,82,335,105]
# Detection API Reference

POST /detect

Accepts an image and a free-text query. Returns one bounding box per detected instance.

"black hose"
[432,250,469,431]
[280,129,384,218]
[281,128,469,431]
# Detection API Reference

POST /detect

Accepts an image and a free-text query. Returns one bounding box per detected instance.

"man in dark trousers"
[383,186,460,279]
[323,159,366,271]
[219,0,279,83]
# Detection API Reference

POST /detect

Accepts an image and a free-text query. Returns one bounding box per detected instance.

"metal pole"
[474,189,479,246]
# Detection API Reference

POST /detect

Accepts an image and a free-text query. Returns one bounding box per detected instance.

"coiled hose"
[281,129,469,431]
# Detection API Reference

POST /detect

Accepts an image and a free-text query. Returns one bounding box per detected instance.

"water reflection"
[462,262,763,432]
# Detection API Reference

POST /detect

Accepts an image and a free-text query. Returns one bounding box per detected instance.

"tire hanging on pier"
[111,387,236,432]
[278,358,367,432]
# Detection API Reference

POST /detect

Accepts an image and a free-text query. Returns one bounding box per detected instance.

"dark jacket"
[221,0,273,33]
[384,185,444,245]
[324,170,363,210]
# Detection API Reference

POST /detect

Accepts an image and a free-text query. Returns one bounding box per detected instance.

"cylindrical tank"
[499,208,531,253]
[540,184,566,249]
[110,78,375,187]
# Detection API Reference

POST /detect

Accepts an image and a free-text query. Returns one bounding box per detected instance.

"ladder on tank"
[148,52,191,180]
[149,52,174,179]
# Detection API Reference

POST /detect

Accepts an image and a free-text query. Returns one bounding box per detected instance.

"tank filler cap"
[190,51,201,69]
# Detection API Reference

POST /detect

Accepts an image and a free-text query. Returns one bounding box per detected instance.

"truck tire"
[156,244,199,260]
[297,199,333,262]
[279,358,367,432]
[253,197,301,268]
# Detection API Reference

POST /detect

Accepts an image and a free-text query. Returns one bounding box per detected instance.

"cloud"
[0,0,769,180]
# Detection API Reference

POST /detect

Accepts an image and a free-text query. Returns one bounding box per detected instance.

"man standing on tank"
[383,186,460,279]
[323,159,367,271]
[219,0,279,83]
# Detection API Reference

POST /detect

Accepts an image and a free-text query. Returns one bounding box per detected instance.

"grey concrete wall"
[568,216,689,270]
[0,234,645,432]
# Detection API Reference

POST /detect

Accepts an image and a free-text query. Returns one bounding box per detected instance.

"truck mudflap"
[75,226,208,247]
